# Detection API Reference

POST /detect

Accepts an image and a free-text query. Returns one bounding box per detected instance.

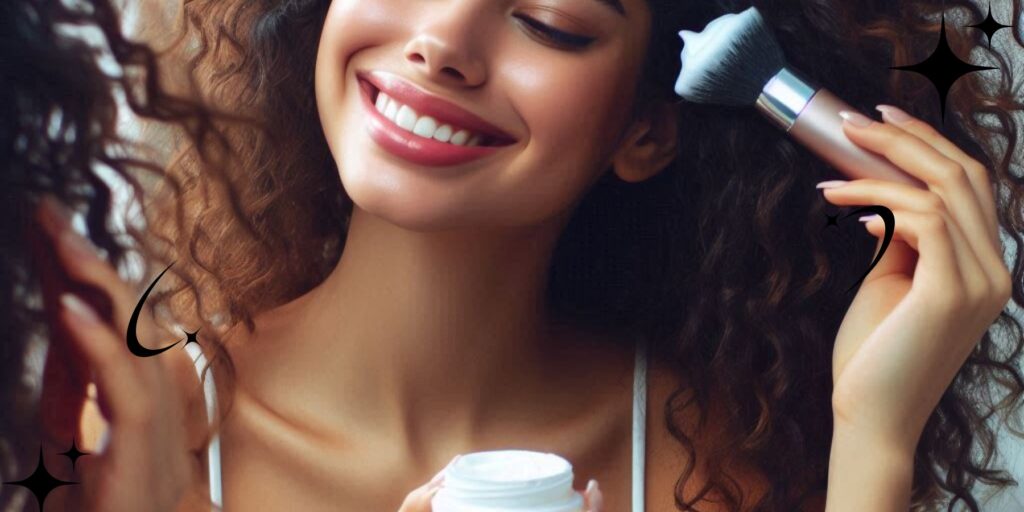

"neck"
[251,204,590,457]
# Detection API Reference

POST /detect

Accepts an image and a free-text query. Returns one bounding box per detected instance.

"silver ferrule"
[755,67,820,131]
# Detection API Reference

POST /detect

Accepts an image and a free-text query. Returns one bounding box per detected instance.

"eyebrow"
[591,0,626,16]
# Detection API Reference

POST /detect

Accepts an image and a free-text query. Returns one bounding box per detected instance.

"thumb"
[397,468,446,512]
[584,479,604,512]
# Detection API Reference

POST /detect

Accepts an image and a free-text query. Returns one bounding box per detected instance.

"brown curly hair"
[17,0,1022,511]
[0,0,242,509]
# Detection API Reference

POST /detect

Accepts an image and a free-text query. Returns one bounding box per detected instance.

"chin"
[338,169,477,233]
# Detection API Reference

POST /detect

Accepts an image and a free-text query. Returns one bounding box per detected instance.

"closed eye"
[513,14,595,50]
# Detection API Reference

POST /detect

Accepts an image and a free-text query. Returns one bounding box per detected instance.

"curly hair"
[8,0,1023,511]
[0,0,233,509]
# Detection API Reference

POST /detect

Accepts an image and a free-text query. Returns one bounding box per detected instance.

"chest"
[214,386,644,511]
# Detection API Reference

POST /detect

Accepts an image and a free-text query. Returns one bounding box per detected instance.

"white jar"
[431,450,585,512]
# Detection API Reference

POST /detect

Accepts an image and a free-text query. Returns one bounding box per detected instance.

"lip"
[358,76,512,168]
[358,71,518,145]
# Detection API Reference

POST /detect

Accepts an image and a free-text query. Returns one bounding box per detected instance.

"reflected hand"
[36,196,206,511]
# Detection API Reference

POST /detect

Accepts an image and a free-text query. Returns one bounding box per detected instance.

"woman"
[27,0,1024,510]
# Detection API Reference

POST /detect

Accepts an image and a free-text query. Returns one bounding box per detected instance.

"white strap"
[632,341,647,512]
[185,342,223,510]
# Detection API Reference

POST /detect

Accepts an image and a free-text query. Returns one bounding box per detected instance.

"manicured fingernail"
[839,110,874,127]
[858,214,880,223]
[875,104,913,124]
[815,180,849,189]
[61,292,101,325]
[586,480,604,511]
[59,229,100,260]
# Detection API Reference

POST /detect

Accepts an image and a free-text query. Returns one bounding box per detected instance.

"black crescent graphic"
[127,261,183,357]
[844,205,895,293]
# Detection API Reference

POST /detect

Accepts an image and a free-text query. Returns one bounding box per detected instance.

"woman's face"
[315,0,651,230]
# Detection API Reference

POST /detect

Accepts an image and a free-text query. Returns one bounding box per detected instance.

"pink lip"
[358,77,511,168]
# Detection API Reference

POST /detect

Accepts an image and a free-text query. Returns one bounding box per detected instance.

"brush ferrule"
[755,67,819,131]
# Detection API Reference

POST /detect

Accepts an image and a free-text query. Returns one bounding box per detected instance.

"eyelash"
[513,14,595,50]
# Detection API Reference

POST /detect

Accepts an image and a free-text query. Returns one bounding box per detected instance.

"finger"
[61,292,149,427]
[38,195,142,335]
[841,113,1005,283]
[823,181,992,306]
[396,479,443,512]
[857,211,972,305]
[584,479,604,512]
[875,105,1000,246]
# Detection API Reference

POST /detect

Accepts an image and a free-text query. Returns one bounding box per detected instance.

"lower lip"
[359,79,504,167]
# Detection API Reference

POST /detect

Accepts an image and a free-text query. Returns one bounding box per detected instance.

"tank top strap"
[632,339,648,512]
[184,342,223,511]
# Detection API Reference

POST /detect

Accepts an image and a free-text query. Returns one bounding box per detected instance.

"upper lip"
[358,70,518,145]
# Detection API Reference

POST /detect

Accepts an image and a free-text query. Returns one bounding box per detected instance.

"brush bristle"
[674,7,787,107]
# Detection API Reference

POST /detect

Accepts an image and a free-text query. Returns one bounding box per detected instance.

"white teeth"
[412,116,437,138]
[432,124,452,143]
[395,105,417,130]
[374,91,486,146]
[384,99,399,121]
[450,130,470,146]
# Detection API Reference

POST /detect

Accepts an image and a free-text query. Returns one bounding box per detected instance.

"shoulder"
[644,357,777,512]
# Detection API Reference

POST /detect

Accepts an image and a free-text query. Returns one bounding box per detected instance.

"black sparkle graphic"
[821,206,895,293]
[58,437,89,471]
[2,447,78,510]
[965,2,1013,48]
[128,261,183,357]
[182,327,201,348]
[890,12,998,123]
[824,213,840,228]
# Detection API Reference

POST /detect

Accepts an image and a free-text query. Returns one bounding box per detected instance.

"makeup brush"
[674,6,927,189]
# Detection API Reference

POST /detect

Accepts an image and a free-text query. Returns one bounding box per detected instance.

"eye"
[513,14,595,50]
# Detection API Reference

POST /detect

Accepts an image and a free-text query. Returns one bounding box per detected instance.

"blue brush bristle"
[676,7,788,107]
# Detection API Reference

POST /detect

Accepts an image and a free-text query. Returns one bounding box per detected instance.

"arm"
[824,424,915,512]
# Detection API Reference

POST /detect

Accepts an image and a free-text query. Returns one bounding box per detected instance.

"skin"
[823,107,1011,510]
[30,2,1010,512]
[40,0,680,510]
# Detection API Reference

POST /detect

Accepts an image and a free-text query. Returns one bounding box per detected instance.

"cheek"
[500,54,637,208]
[515,48,636,166]
[315,0,407,149]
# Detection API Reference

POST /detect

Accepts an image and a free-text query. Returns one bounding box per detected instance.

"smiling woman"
[28,0,1024,511]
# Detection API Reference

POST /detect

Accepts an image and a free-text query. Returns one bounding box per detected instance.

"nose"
[402,4,487,87]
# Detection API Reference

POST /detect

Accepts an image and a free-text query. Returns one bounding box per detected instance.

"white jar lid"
[432,450,585,512]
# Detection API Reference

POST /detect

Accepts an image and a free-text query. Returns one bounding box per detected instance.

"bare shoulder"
[643,357,775,512]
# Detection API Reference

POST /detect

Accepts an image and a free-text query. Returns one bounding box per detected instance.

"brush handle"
[787,89,927,189]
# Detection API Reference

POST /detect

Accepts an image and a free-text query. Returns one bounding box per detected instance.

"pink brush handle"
[788,89,928,190]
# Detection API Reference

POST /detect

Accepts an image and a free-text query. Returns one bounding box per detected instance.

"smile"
[357,72,517,168]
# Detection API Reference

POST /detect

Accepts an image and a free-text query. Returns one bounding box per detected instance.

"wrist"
[825,424,916,512]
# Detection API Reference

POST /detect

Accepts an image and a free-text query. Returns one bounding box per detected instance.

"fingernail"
[587,480,604,511]
[428,475,445,490]
[61,292,101,325]
[59,229,100,260]
[839,110,874,127]
[875,104,913,124]
[858,214,880,223]
[815,180,849,189]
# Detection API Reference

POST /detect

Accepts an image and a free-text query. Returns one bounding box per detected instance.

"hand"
[35,195,207,511]
[395,457,605,512]
[820,106,1012,453]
